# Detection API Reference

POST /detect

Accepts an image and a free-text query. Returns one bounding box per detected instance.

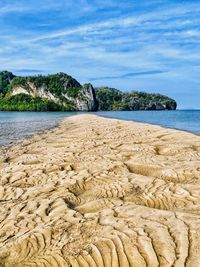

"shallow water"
[97,110,200,134]
[0,110,199,147]
[0,112,77,146]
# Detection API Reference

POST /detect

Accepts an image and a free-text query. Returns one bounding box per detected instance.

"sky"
[0,0,200,109]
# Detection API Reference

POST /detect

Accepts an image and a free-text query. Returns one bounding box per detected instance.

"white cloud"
[0,4,30,15]
[1,0,200,108]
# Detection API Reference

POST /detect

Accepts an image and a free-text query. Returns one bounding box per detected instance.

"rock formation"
[0,71,177,111]
[95,87,177,110]
[8,73,98,111]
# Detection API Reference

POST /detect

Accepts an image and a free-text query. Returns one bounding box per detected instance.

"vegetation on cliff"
[0,71,15,96]
[95,87,177,111]
[8,73,82,100]
[0,71,177,111]
[0,93,72,111]
[0,72,98,111]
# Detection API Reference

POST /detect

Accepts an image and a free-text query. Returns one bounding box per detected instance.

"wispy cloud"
[0,0,200,108]
[90,70,167,81]
[14,69,45,74]
[28,6,200,42]
[0,4,30,15]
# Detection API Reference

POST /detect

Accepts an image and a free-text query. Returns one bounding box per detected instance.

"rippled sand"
[0,114,200,267]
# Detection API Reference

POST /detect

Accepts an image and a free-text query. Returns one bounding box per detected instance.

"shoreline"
[0,113,73,149]
[0,122,59,151]
[0,111,199,150]
[98,113,200,136]
[97,110,200,135]
[0,114,200,266]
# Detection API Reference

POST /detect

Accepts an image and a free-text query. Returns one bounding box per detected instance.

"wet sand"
[0,114,200,267]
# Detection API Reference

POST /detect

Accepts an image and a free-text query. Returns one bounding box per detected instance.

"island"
[0,71,177,111]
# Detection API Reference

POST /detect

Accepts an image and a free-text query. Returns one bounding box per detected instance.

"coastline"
[98,112,200,137]
[0,121,59,152]
[0,114,200,266]
[0,111,78,148]
[97,110,200,134]
[0,110,199,149]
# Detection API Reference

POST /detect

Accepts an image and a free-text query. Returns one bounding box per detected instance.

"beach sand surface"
[0,114,200,267]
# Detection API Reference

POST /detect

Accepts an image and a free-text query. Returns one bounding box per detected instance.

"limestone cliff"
[0,71,177,111]
[8,73,98,111]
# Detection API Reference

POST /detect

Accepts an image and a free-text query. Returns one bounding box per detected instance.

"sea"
[0,110,199,147]
[0,111,77,147]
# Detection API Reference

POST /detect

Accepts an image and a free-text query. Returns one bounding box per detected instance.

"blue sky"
[0,0,200,108]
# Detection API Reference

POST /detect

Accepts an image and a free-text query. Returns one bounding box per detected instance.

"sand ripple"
[0,114,200,266]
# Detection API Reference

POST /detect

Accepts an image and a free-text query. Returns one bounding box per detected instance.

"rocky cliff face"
[81,83,98,111]
[60,83,98,111]
[8,73,99,111]
[0,71,177,112]
[11,84,58,102]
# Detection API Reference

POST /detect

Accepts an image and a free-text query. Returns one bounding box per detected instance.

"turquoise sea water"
[0,110,199,146]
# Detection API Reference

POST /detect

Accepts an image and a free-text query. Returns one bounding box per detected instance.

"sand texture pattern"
[0,114,200,267]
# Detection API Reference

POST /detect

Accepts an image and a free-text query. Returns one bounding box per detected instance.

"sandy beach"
[0,114,200,267]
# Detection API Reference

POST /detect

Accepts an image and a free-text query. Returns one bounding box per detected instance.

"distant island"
[0,71,177,111]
